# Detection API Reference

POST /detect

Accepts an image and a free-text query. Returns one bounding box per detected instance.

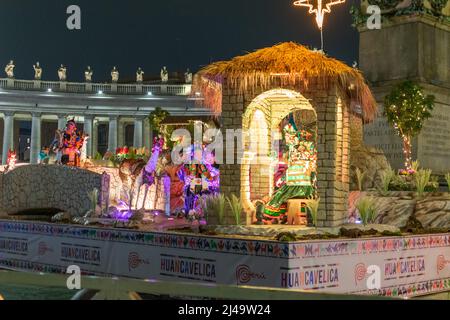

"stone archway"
[240,89,318,217]
[218,83,351,227]
[244,109,270,202]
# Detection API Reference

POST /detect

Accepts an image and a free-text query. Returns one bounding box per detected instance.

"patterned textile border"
[0,220,449,297]
[0,220,448,259]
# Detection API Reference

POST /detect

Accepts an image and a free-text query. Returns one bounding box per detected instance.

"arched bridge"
[0,165,109,217]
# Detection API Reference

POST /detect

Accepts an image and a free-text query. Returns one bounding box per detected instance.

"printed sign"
[0,220,448,298]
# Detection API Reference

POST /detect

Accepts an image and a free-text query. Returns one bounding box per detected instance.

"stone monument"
[85,66,93,82]
[354,0,450,173]
[184,68,193,84]
[33,62,42,80]
[136,67,144,83]
[4,60,15,78]
[58,64,67,81]
[111,66,119,83]
[160,66,169,83]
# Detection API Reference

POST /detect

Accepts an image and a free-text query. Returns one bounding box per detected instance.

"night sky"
[0,0,360,82]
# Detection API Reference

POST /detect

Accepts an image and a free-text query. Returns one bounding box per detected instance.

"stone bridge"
[0,165,109,217]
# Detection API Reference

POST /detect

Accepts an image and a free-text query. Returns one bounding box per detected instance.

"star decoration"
[293,0,346,30]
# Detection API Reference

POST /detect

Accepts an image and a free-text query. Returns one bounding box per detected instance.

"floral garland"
[113,146,148,164]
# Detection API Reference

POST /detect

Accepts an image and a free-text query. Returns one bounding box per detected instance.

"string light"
[385,81,434,172]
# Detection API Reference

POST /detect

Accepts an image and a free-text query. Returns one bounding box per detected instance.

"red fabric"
[166,165,185,211]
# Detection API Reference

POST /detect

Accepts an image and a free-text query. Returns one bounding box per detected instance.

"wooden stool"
[287,199,313,225]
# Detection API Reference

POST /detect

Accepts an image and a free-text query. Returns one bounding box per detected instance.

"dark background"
[0,0,359,82]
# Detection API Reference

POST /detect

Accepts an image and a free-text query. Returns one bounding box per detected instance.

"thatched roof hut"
[193,42,377,122]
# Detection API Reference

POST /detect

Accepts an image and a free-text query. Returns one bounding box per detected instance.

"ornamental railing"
[0,78,192,96]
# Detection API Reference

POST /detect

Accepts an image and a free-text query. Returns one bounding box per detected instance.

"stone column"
[84,115,94,158]
[2,112,15,165]
[118,120,125,147]
[92,121,99,156]
[57,114,67,130]
[30,112,42,164]
[144,120,152,151]
[133,116,145,148]
[108,116,118,152]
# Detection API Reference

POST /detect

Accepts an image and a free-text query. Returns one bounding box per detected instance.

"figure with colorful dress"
[263,113,317,223]
[61,119,85,166]
[5,149,17,172]
[177,145,219,215]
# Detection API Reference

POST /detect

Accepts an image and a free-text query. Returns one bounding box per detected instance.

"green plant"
[445,173,450,192]
[384,81,434,170]
[355,196,377,226]
[415,169,432,198]
[427,176,439,192]
[355,168,366,191]
[201,194,226,225]
[149,107,170,135]
[162,121,197,150]
[227,194,243,225]
[306,197,320,227]
[389,174,414,191]
[377,168,395,196]
[411,160,421,172]
[93,152,103,160]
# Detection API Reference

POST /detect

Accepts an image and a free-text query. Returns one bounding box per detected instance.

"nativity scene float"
[0,42,449,298]
[0,42,449,238]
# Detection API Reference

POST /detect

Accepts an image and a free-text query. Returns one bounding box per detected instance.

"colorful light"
[7,149,17,169]
[293,0,346,30]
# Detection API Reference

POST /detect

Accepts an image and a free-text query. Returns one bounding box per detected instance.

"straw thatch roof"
[193,42,377,122]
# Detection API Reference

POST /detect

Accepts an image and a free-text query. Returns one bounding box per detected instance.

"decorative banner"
[0,220,448,298]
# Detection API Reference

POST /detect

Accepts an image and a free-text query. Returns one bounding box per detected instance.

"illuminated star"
[293,0,346,30]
